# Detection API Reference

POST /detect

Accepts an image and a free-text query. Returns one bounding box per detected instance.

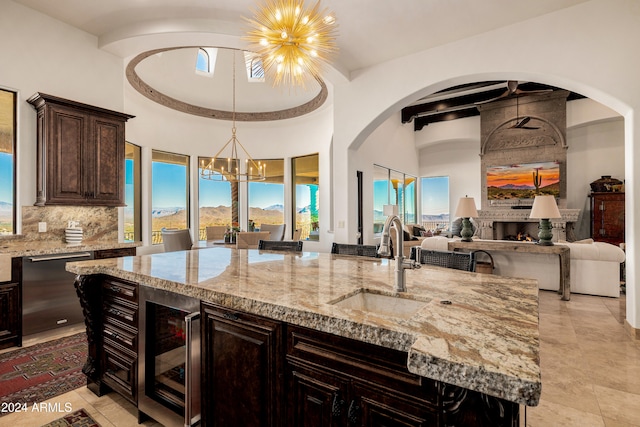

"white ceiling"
[12,0,590,114]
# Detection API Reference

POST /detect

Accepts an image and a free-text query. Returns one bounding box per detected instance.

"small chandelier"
[200,51,266,182]
[244,0,338,87]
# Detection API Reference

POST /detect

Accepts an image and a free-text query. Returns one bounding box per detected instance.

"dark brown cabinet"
[100,277,139,403]
[590,192,625,246]
[0,258,21,350]
[202,302,283,427]
[94,247,137,259]
[27,93,134,207]
[286,325,439,427]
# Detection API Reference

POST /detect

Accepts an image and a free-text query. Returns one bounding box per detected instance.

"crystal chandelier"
[200,51,266,182]
[244,0,338,87]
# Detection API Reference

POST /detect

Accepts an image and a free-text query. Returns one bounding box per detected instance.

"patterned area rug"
[40,408,101,427]
[0,333,87,415]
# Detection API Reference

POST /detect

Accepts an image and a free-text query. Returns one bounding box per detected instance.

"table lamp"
[529,195,562,246]
[455,196,478,242]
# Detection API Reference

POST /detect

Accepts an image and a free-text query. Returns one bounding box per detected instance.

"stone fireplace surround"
[476,208,581,242]
[476,90,580,241]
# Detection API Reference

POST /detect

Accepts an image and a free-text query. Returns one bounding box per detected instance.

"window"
[248,159,284,231]
[421,176,450,232]
[243,51,265,82]
[373,165,417,232]
[196,47,218,76]
[152,151,189,244]
[0,88,16,235]
[124,142,141,242]
[198,157,239,240]
[292,154,319,241]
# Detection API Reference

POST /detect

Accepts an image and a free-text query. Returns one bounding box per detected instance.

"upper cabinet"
[27,93,134,206]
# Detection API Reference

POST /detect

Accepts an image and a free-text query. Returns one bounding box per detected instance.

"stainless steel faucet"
[377,215,421,292]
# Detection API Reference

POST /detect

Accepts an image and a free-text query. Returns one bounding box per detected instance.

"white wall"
[353,112,417,245]
[413,100,625,241]
[0,1,125,216]
[124,80,335,253]
[331,0,640,329]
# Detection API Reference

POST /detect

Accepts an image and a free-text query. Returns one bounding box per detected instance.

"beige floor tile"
[527,399,605,427]
[604,417,640,427]
[538,366,601,415]
[594,385,640,426]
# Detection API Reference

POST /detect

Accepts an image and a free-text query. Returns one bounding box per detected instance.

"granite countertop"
[0,239,140,257]
[66,247,541,406]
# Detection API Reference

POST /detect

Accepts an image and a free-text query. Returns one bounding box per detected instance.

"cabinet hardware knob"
[347,400,360,424]
[223,312,239,321]
[331,392,344,417]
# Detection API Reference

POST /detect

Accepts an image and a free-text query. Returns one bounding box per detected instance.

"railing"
[421,221,449,232]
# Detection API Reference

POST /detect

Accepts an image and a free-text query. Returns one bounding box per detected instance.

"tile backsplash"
[21,206,118,243]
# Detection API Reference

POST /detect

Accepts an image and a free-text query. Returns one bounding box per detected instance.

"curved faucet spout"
[377,215,420,292]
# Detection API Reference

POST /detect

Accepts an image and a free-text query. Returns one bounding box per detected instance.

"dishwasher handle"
[26,252,93,262]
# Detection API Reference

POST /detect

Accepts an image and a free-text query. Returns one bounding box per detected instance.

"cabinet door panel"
[287,362,348,427]
[91,117,124,204]
[49,107,87,203]
[355,386,437,427]
[203,305,282,427]
[0,283,20,348]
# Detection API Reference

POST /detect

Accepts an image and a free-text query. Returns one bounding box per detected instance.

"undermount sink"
[329,289,429,319]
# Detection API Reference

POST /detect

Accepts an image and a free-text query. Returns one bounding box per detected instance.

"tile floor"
[1,290,639,426]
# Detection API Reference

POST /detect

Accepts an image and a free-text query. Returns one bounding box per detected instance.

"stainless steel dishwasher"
[22,251,94,336]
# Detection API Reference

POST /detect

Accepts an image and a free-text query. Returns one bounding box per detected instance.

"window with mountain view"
[124,142,141,242]
[152,150,189,244]
[198,156,238,240]
[248,159,284,232]
[0,89,15,235]
[373,165,417,232]
[292,154,319,241]
[421,176,450,232]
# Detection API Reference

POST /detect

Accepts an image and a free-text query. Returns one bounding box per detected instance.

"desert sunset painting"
[487,161,560,200]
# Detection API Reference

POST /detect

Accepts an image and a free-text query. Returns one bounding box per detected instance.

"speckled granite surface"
[0,240,139,257]
[66,247,541,406]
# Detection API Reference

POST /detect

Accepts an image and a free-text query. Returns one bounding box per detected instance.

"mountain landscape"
[487,182,560,200]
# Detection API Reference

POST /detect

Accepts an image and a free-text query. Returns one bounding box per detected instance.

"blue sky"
[145,161,293,209]
[0,153,13,204]
[421,176,449,215]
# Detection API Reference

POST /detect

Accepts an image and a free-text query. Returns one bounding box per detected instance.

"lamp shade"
[529,195,561,219]
[383,204,398,216]
[454,197,478,218]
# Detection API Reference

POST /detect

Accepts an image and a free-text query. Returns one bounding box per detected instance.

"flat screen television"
[487,161,560,200]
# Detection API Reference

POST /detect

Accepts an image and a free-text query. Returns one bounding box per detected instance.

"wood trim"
[126,47,328,121]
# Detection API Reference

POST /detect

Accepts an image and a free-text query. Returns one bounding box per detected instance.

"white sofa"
[420,236,625,297]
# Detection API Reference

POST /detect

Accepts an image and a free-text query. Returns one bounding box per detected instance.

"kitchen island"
[67,247,541,426]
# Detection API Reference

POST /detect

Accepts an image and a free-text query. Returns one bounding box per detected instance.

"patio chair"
[206,225,227,241]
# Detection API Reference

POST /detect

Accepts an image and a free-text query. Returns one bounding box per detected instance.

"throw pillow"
[403,230,412,241]
[412,225,426,237]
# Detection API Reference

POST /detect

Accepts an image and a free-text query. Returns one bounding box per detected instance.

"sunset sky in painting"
[487,161,560,188]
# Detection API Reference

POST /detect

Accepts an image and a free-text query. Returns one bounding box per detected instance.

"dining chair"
[259,224,286,241]
[331,243,380,258]
[162,229,193,252]
[206,225,228,241]
[414,248,475,272]
[258,240,303,252]
[236,231,271,249]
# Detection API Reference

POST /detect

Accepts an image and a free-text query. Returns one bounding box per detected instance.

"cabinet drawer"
[287,326,437,405]
[102,278,137,303]
[95,248,136,259]
[103,343,137,401]
[103,319,137,351]
[103,298,137,328]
